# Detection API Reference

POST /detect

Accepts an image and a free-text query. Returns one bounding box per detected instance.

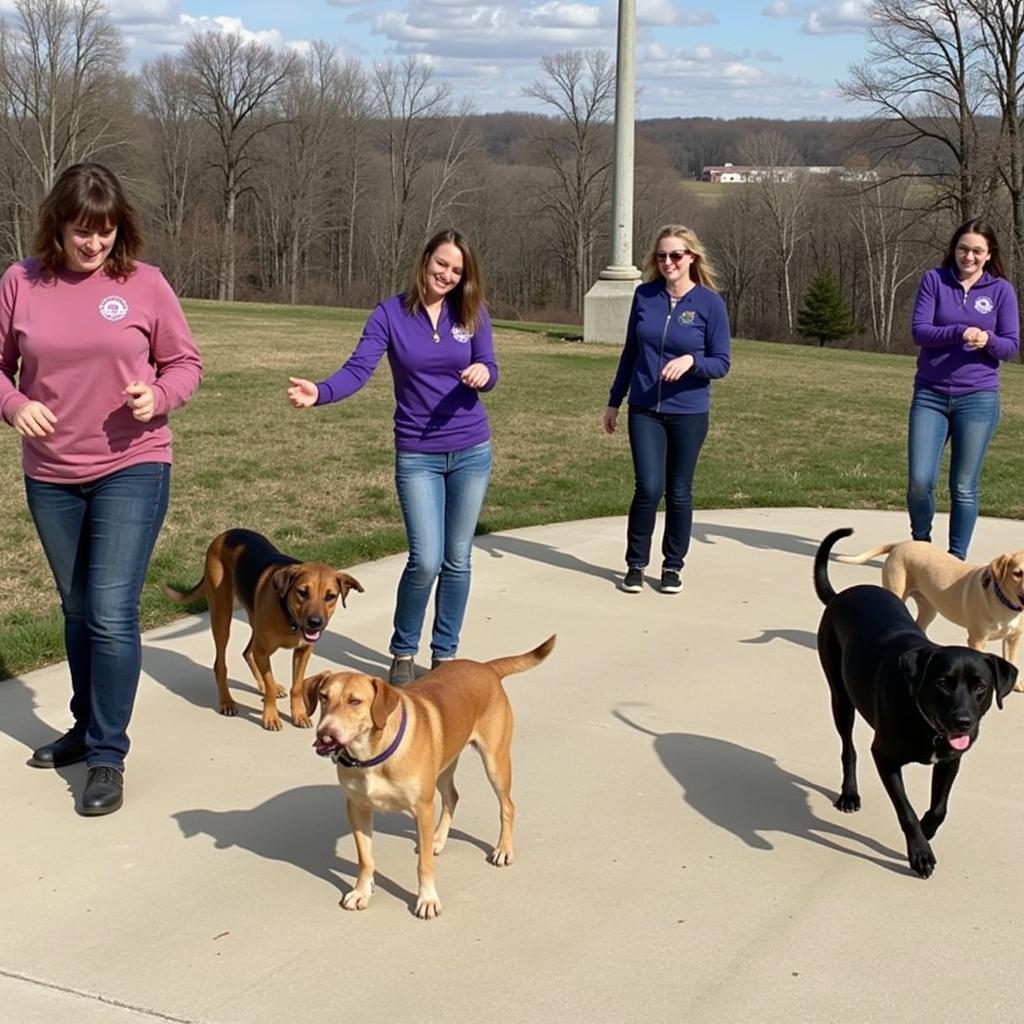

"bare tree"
[966,0,1024,289]
[423,97,481,237]
[182,30,295,301]
[0,0,127,216]
[706,184,764,336]
[842,171,925,348]
[138,54,201,290]
[333,58,373,296]
[524,50,615,312]
[841,0,990,220]
[740,131,811,335]
[372,56,455,293]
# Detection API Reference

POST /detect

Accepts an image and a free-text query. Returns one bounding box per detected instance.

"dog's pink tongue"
[949,734,971,751]
[304,629,322,642]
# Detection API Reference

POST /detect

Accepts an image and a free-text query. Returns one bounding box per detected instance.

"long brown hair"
[404,229,485,333]
[33,162,142,277]
[642,224,720,291]
[942,218,1007,279]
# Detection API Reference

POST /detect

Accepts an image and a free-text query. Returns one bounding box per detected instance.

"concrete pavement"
[2,508,1023,1023]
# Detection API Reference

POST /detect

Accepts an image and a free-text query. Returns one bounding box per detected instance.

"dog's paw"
[274,685,287,698]
[218,702,238,717]
[489,846,513,867]
[1014,680,1024,694]
[341,888,372,911]
[834,792,861,813]
[291,711,312,729]
[261,714,283,732]
[414,883,442,919]
[908,840,936,879]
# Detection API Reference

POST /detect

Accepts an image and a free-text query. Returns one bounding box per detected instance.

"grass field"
[2,297,1023,679]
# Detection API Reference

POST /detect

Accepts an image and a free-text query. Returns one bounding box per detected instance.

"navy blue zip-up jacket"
[608,280,731,414]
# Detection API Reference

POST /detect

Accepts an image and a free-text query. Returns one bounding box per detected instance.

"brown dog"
[163,529,363,729]
[838,540,1024,689]
[306,634,556,919]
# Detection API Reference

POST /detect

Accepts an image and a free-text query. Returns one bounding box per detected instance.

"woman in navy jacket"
[603,225,731,593]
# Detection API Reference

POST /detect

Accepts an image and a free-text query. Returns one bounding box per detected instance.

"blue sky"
[2,0,878,119]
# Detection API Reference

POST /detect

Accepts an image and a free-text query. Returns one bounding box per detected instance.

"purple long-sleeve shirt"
[911,266,1020,394]
[317,294,498,453]
[0,259,202,483]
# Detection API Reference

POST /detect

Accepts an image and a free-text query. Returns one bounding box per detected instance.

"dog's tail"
[835,541,898,565]
[814,528,853,605]
[161,579,206,605]
[487,634,556,678]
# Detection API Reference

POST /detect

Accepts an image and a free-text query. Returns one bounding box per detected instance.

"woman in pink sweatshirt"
[0,163,202,815]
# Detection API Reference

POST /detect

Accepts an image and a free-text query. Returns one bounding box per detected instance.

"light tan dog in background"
[837,538,1024,689]
[306,634,556,919]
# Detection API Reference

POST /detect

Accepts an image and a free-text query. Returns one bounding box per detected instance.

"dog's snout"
[305,614,324,629]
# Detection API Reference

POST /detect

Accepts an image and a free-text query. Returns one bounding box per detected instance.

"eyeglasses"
[655,250,689,264]
[956,245,988,258]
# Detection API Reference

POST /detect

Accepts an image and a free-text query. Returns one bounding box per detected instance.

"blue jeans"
[907,386,1000,560]
[626,408,709,571]
[391,441,492,660]
[25,463,170,769]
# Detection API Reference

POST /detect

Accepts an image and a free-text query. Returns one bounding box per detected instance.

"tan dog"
[163,529,363,729]
[837,539,1024,690]
[306,634,556,919]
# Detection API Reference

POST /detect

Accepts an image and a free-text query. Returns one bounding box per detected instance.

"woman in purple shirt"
[287,229,497,686]
[909,219,1020,559]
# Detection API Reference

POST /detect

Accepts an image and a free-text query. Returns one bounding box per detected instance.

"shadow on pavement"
[739,627,818,651]
[475,533,620,585]
[174,785,494,914]
[691,521,826,558]
[614,710,907,876]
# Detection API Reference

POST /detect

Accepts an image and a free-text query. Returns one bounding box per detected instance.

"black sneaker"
[660,569,683,594]
[621,567,644,593]
[388,656,416,687]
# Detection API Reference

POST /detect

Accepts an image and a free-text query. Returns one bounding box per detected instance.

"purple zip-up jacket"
[316,294,498,453]
[911,266,1020,394]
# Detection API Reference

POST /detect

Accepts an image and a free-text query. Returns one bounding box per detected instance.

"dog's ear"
[898,646,935,696]
[272,565,301,597]
[990,554,1013,584]
[303,671,332,718]
[335,572,364,608]
[984,653,1018,710]
[370,677,401,730]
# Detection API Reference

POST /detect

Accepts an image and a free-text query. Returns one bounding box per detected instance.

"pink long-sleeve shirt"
[0,259,202,482]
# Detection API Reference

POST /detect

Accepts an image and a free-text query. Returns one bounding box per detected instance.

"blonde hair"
[403,228,485,334]
[643,224,719,291]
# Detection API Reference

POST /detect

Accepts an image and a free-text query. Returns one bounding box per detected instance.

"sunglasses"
[655,250,689,263]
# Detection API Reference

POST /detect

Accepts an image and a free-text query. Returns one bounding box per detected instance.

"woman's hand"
[962,327,990,349]
[460,363,490,389]
[124,381,156,422]
[603,406,619,434]
[661,354,695,381]
[12,400,57,437]
[287,377,318,408]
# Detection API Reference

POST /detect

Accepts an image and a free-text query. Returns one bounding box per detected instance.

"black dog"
[814,527,1016,878]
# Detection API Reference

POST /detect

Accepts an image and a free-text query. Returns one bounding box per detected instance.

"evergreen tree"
[796,270,856,347]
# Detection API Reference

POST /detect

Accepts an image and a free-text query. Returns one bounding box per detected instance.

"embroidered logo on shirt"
[99,295,129,322]
[451,325,473,344]
[974,296,994,315]
[678,310,696,325]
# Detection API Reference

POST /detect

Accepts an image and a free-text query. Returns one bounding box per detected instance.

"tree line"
[1,0,1021,354]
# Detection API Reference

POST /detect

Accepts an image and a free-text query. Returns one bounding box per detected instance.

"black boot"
[29,730,88,769]
[80,766,124,816]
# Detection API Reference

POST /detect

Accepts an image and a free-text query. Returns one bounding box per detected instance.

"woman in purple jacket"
[287,229,497,686]
[603,224,731,594]
[909,219,1020,559]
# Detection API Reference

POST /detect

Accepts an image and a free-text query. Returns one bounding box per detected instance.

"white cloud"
[763,0,871,35]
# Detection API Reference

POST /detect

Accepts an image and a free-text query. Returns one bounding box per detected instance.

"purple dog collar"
[332,704,408,769]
